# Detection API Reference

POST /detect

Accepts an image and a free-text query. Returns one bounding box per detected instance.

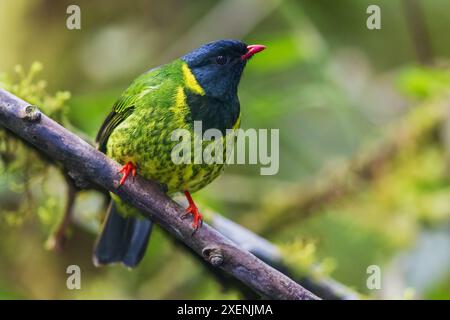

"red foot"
[119,161,137,186]
[181,191,203,233]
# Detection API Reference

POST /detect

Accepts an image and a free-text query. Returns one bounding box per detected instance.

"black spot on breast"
[186,92,240,135]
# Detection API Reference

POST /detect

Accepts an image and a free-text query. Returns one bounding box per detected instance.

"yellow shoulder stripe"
[182,63,205,96]
[169,86,187,114]
[169,86,190,128]
[175,86,187,108]
[233,113,241,130]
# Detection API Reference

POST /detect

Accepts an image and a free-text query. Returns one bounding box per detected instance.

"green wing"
[96,95,136,153]
[96,67,162,153]
[96,63,180,152]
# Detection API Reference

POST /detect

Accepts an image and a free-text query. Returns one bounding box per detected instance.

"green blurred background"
[0,0,449,299]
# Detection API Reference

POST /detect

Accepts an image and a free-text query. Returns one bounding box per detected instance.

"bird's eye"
[216,55,228,65]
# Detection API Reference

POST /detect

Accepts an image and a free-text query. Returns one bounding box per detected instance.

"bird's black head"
[181,39,265,101]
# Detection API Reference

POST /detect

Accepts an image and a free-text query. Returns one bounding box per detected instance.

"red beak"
[241,44,266,61]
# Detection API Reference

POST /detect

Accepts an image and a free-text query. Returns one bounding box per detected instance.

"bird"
[93,39,266,268]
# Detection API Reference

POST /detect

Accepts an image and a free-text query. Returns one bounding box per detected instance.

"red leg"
[182,190,203,233]
[119,161,137,186]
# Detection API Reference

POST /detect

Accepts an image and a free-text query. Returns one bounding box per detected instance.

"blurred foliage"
[0,64,71,233]
[0,0,449,300]
[397,66,450,100]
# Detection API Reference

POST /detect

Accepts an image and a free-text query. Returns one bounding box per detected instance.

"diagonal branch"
[0,88,319,300]
[209,214,359,300]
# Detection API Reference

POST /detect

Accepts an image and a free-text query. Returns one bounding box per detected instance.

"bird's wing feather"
[95,69,162,152]
[96,101,136,153]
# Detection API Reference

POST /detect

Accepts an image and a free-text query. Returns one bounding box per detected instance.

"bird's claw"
[182,191,203,235]
[119,161,137,186]
[184,205,203,233]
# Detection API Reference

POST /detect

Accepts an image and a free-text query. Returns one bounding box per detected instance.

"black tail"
[93,201,153,268]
